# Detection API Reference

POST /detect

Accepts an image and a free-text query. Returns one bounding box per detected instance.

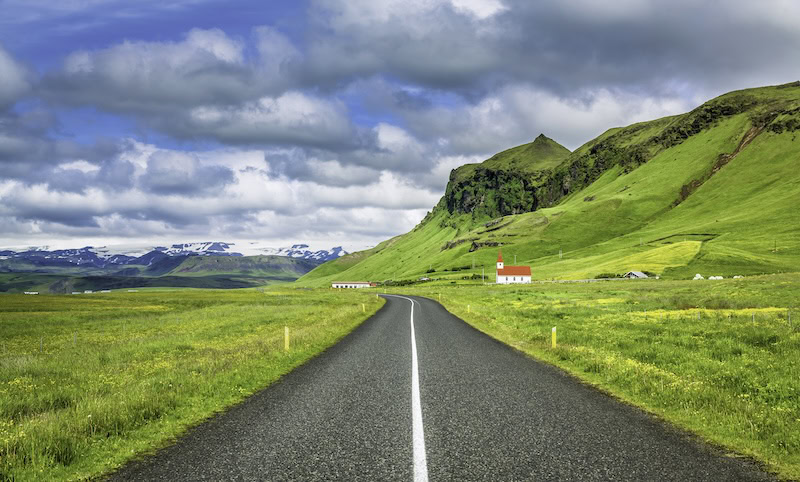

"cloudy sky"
[1,0,798,250]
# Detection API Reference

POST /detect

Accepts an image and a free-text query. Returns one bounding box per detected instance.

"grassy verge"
[394,274,800,479]
[0,287,383,480]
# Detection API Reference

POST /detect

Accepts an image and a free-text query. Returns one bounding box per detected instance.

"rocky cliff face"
[437,85,800,225]
[440,134,569,221]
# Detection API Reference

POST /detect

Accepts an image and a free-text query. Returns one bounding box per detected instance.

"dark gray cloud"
[265,149,382,187]
[96,158,136,190]
[0,109,124,186]
[0,44,30,108]
[138,150,235,196]
[303,0,800,99]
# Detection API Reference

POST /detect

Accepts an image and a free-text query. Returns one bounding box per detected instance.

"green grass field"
[393,274,800,479]
[0,288,384,480]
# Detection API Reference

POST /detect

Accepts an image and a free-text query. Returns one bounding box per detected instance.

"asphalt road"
[110,294,774,481]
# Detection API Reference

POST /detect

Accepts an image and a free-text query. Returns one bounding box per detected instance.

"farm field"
[0,288,384,480]
[394,273,800,479]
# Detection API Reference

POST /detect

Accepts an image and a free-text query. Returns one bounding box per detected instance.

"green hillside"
[162,255,320,277]
[299,82,800,285]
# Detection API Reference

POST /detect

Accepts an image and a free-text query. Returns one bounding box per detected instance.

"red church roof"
[497,265,531,276]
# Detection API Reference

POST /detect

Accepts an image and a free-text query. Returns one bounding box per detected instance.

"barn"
[331,281,372,289]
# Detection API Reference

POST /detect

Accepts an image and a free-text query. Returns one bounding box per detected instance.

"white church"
[495,251,532,284]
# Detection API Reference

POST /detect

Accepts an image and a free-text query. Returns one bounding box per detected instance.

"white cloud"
[57,160,100,173]
[184,92,356,148]
[403,84,691,152]
[450,0,507,19]
[0,141,441,248]
[50,28,256,112]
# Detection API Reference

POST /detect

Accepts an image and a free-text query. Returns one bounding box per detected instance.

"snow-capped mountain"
[253,244,348,261]
[0,242,349,269]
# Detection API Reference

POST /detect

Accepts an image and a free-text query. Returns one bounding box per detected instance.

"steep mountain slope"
[443,134,571,221]
[299,82,800,284]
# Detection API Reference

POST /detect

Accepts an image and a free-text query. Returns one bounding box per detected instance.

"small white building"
[332,281,372,289]
[623,271,648,279]
[495,251,532,284]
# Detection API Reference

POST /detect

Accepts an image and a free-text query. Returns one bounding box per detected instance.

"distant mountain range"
[0,242,348,270]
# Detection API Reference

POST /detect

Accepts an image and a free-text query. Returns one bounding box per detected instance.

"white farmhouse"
[495,251,531,284]
[332,281,372,289]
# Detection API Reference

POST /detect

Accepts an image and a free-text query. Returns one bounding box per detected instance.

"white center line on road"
[386,295,429,482]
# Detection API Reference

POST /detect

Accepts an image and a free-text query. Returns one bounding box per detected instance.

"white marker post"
[284,326,289,352]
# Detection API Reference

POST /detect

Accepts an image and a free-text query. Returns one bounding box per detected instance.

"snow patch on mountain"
[0,241,351,268]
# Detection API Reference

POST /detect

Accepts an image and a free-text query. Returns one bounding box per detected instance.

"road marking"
[386,295,429,482]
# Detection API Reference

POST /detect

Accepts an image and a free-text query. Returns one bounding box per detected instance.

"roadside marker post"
[468,304,470,313]
[362,303,365,313]
[551,327,557,348]
[438,293,441,302]
[284,326,289,352]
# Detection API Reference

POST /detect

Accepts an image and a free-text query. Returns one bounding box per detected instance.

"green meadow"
[395,274,800,479]
[0,288,383,480]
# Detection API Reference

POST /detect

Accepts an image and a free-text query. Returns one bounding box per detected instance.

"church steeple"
[497,250,504,271]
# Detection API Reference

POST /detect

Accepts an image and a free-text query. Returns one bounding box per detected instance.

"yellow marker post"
[551,326,557,348]
[438,293,441,302]
[284,326,289,352]
[362,303,366,313]
[468,304,471,313]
